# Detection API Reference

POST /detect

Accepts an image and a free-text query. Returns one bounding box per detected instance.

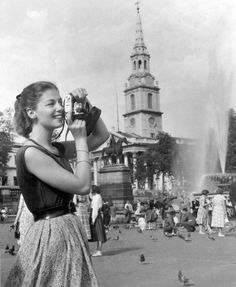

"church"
[89,4,198,195]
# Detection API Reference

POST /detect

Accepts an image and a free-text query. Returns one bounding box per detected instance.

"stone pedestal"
[98,164,133,210]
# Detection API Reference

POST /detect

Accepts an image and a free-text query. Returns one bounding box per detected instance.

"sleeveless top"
[16,142,74,216]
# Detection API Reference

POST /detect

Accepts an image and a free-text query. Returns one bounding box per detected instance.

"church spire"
[133,1,148,54]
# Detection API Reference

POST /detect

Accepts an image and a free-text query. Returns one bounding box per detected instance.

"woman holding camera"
[5,81,109,287]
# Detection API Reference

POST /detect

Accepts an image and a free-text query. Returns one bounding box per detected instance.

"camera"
[63,90,101,136]
[64,93,90,122]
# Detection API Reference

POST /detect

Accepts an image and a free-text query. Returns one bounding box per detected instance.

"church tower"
[123,2,163,138]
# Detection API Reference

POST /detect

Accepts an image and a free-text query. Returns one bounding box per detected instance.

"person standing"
[211,188,227,237]
[89,185,107,257]
[124,200,133,224]
[74,194,91,241]
[13,194,34,245]
[102,200,111,230]
[5,82,109,287]
[196,189,210,234]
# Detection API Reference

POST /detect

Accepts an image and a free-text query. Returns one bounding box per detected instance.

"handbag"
[14,221,20,240]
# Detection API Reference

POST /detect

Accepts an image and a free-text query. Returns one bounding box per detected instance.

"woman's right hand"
[66,117,87,140]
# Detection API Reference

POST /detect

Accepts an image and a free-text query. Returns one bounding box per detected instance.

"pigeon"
[9,224,14,231]
[137,228,143,233]
[140,254,145,263]
[113,225,119,229]
[118,229,122,234]
[185,232,192,242]
[5,245,16,256]
[178,270,194,286]
[208,234,216,241]
[9,245,15,255]
[115,235,119,241]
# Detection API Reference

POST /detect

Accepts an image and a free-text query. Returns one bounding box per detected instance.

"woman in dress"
[13,194,34,245]
[196,189,210,234]
[74,194,91,240]
[5,82,109,287]
[89,185,107,257]
[211,188,227,237]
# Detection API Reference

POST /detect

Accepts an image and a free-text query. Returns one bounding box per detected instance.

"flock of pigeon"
[110,224,195,286]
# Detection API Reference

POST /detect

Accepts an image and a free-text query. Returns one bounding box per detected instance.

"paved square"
[1,223,236,286]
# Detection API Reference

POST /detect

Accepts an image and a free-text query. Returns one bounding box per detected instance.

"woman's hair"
[14,81,58,138]
[91,185,101,194]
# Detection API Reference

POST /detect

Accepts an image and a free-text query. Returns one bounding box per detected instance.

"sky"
[0,0,236,139]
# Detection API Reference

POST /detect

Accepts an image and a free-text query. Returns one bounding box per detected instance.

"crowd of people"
[117,188,232,239]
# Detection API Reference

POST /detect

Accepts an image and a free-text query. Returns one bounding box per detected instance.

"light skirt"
[5,213,99,287]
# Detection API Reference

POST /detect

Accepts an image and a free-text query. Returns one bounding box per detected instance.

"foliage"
[0,108,14,178]
[226,108,236,173]
[135,132,176,190]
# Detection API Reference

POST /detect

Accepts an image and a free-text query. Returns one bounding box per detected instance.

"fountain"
[196,54,233,194]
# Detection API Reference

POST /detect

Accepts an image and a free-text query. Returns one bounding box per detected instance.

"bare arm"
[25,121,91,195]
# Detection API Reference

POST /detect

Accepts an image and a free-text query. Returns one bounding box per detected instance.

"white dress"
[211,194,226,228]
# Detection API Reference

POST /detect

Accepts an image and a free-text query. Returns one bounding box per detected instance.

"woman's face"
[34,89,64,130]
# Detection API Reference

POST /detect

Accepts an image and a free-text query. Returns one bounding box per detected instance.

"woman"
[89,185,107,257]
[13,194,34,245]
[211,188,227,237]
[124,200,133,224]
[196,189,210,234]
[74,194,91,240]
[5,82,109,287]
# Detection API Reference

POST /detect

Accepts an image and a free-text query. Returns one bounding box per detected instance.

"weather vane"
[135,0,140,13]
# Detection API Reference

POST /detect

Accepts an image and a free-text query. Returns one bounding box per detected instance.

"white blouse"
[91,194,103,223]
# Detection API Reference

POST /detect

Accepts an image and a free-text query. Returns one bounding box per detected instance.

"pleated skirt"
[4,213,99,287]
[89,213,107,243]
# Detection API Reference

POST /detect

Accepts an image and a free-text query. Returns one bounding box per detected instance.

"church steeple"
[123,1,163,138]
[134,1,147,52]
[131,1,150,74]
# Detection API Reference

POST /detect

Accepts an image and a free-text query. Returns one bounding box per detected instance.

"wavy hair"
[14,81,58,138]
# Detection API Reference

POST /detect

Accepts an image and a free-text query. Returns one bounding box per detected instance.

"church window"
[133,61,136,70]
[144,60,147,69]
[131,94,135,110]
[138,60,142,69]
[13,176,18,186]
[148,93,152,108]
[130,118,135,126]
[148,117,155,125]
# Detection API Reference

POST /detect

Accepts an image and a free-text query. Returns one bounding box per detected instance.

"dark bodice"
[16,142,74,216]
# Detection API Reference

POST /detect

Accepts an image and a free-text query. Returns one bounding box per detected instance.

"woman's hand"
[70,88,88,101]
[66,118,87,140]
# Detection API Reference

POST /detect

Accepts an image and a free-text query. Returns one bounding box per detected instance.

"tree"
[135,132,176,192]
[0,108,14,184]
[226,108,236,173]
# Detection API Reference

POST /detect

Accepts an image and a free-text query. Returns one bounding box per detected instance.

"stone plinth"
[98,164,133,210]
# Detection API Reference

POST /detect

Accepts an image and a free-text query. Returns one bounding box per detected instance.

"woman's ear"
[25,107,37,119]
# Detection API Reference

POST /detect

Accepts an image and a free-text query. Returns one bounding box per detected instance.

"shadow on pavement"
[103,246,142,256]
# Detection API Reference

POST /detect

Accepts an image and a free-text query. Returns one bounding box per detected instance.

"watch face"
[130,118,135,126]
[148,117,155,125]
